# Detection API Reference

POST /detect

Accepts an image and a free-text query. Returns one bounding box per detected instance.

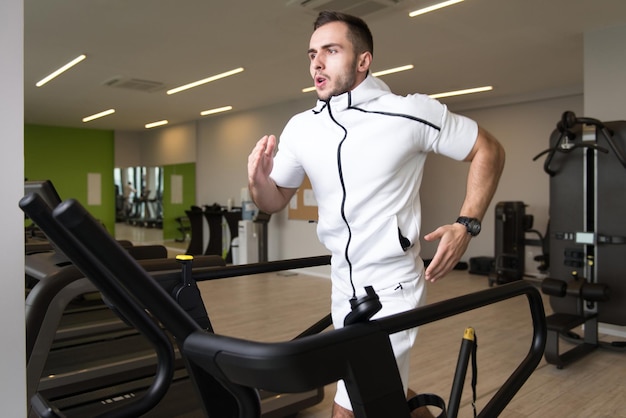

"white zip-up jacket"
[271,75,478,298]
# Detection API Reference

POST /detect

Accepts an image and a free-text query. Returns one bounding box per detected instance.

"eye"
[309,53,316,60]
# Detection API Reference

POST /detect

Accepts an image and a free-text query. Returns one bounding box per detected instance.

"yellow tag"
[463,327,475,341]
[176,254,194,261]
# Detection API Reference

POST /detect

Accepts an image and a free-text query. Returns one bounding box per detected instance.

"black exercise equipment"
[541,277,610,368]
[25,195,547,418]
[22,193,176,418]
[205,206,241,262]
[25,251,324,418]
[184,205,205,255]
[185,204,242,261]
[23,183,324,417]
[490,201,549,285]
[534,111,626,368]
[344,285,383,326]
[174,216,191,242]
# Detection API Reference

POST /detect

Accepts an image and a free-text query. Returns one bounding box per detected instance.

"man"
[123,181,136,216]
[248,11,505,418]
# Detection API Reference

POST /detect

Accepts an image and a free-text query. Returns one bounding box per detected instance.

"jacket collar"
[313,73,391,113]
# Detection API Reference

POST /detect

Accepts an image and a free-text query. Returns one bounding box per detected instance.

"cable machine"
[533,111,626,367]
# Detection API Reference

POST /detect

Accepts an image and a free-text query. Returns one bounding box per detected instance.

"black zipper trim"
[348,106,442,131]
[325,102,356,297]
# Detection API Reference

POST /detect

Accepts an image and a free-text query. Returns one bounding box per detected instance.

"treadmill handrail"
[20,194,175,418]
[181,279,545,418]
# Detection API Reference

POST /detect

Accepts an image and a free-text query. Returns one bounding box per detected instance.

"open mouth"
[315,75,327,88]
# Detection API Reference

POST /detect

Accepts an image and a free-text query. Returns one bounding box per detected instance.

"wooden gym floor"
[117,224,626,417]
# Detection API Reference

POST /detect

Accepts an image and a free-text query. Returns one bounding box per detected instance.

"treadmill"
[26,241,326,418]
[24,181,325,418]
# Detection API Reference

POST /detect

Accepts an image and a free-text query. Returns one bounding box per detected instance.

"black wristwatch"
[456,216,481,237]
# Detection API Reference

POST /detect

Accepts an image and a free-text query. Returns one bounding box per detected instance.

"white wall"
[138,121,197,167]
[1,0,26,415]
[115,121,197,167]
[584,24,626,120]
[114,130,143,167]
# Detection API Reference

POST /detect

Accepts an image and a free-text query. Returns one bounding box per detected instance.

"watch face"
[458,217,481,236]
[468,220,481,235]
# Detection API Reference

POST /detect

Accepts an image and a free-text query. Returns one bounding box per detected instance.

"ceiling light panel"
[200,106,233,116]
[82,108,115,123]
[145,120,169,128]
[167,68,244,95]
[36,54,87,87]
[428,85,493,99]
[409,0,464,17]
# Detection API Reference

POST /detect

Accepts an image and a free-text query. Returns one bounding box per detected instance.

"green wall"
[24,124,116,233]
[162,163,196,240]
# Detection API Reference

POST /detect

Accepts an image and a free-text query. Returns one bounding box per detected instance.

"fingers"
[264,134,277,156]
[424,253,455,282]
[423,224,471,282]
[248,135,277,184]
[422,227,443,242]
[249,135,276,162]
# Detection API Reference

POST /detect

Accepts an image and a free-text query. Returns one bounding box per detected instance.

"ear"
[357,51,372,74]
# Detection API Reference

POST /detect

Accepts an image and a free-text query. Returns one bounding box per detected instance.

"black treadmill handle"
[20,194,176,418]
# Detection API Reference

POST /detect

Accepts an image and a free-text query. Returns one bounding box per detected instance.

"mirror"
[114,166,163,228]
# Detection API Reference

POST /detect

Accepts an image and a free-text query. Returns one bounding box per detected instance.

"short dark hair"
[313,11,374,56]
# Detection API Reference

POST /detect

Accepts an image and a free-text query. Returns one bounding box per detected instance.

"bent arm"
[459,126,506,220]
[424,127,505,282]
[247,134,298,213]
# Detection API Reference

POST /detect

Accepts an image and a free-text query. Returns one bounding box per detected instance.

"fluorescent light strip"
[200,106,233,116]
[145,120,169,129]
[82,108,115,123]
[302,64,414,93]
[372,64,414,77]
[428,85,493,99]
[409,0,464,17]
[167,68,244,95]
[36,54,87,87]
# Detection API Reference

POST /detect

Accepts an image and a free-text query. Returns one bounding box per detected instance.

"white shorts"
[331,278,425,411]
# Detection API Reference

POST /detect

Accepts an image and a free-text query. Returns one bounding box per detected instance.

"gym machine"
[489,201,548,286]
[533,111,626,368]
[185,204,242,262]
[23,181,324,417]
[22,193,547,417]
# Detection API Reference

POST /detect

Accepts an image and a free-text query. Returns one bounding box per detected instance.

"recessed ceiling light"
[82,108,115,123]
[167,68,244,95]
[36,54,87,87]
[200,105,233,116]
[409,0,465,17]
[145,120,168,129]
[428,85,493,99]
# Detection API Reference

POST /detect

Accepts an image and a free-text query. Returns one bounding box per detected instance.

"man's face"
[308,21,360,101]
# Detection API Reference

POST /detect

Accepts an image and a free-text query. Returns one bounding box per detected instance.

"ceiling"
[24,0,626,131]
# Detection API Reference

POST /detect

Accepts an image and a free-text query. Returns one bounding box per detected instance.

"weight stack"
[494,201,526,283]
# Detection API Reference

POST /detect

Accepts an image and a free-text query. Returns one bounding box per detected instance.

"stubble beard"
[316,58,358,101]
